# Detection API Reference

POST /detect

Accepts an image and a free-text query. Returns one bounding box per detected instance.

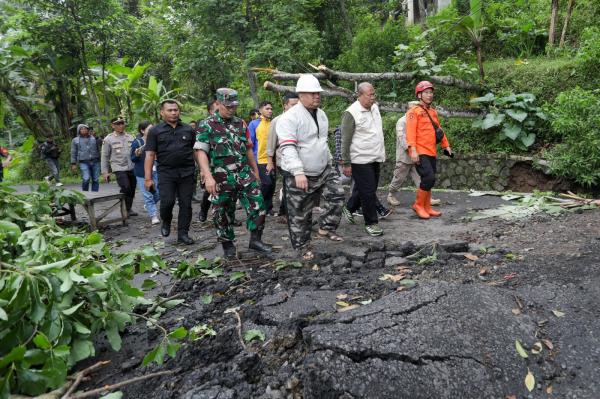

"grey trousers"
[389,161,420,193]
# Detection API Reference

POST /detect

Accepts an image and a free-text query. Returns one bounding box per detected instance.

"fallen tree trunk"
[263,81,354,100]
[255,66,481,91]
[263,81,482,118]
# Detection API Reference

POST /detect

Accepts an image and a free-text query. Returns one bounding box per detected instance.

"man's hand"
[266,160,275,174]
[342,165,352,177]
[205,175,218,195]
[443,147,454,158]
[253,167,261,185]
[71,164,77,173]
[144,179,154,191]
[103,173,110,183]
[295,174,308,191]
[135,148,143,157]
[410,149,419,164]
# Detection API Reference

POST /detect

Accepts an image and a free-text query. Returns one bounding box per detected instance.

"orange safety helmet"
[415,81,434,97]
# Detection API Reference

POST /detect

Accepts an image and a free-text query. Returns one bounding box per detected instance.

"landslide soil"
[74,188,600,399]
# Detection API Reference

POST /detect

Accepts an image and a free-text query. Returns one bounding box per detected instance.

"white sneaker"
[151,216,160,225]
[55,182,64,187]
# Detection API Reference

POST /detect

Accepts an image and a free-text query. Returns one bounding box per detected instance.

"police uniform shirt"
[145,121,196,177]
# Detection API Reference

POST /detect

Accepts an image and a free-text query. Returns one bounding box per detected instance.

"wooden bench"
[82,191,128,231]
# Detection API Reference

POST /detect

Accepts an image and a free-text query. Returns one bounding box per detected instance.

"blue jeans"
[44,158,60,182]
[136,173,160,217]
[79,161,100,191]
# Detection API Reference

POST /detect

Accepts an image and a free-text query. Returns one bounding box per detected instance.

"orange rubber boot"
[412,189,430,219]
[424,190,441,217]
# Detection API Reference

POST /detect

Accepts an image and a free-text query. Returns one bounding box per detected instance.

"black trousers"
[416,155,436,191]
[158,172,194,235]
[277,167,287,216]
[346,162,381,226]
[114,170,136,211]
[258,164,276,213]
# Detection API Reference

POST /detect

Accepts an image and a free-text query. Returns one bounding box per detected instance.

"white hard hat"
[295,74,323,93]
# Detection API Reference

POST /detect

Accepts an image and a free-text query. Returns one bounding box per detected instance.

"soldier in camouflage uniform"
[195,88,272,257]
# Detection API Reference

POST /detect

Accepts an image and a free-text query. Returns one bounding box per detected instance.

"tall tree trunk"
[548,0,559,46]
[247,71,259,108]
[337,0,354,45]
[475,41,485,82]
[67,0,106,132]
[1,86,50,140]
[559,0,575,47]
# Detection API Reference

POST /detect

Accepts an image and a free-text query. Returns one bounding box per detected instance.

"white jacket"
[346,101,385,164]
[276,103,331,176]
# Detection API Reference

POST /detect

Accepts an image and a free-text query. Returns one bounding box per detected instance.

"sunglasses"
[112,121,125,125]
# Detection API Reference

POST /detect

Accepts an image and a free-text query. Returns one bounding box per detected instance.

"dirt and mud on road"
[75,186,600,399]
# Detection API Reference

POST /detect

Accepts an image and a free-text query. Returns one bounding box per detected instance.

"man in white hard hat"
[276,74,345,261]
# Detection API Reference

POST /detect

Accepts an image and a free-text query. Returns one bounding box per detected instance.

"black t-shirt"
[145,121,195,177]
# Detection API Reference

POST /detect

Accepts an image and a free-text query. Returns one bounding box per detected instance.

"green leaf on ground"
[243,329,265,343]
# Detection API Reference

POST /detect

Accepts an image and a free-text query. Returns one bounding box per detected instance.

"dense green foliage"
[543,88,600,186]
[0,0,598,182]
[0,185,174,396]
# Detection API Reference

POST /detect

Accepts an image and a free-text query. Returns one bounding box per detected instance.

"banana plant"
[136,75,184,122]
[455,0,486,81]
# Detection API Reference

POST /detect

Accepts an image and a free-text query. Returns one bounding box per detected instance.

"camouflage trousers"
[283,165,344,250]
[388,161,421,193]
[210,166,266,242]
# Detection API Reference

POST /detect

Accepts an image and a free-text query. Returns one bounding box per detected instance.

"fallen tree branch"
[316,64,415,82]
[251,68,327,81]
[224,307,247,351]
[61,361,112,399]
[263,81,481,118]
[263,81,354,100]
[69,369,177,399]
[379,102,482,118]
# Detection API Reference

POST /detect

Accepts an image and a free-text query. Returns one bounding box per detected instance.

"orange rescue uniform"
[405,105,449,157]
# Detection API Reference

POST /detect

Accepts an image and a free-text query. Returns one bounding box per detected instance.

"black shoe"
[376,205,392,219]
[222,241,236,258]
[177,234,194,245]
[248,230,272,253]
[128,210,138,217]
[161,221,171,237]
[198,210,207,222]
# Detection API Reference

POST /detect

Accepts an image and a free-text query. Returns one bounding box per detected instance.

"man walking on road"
[387,100,440,207]
[340,82,386,236]
[145,100,196,244]
[195,88,271,258]
[276,74,345,261]
[39,135,62,185]
[102,117,137,217]
[407,81,453,219]
[71,124,100,191]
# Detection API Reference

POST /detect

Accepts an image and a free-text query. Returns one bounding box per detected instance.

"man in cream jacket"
[340,82,387,236]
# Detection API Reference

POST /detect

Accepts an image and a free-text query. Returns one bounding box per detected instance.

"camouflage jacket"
[195,112,251,174]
